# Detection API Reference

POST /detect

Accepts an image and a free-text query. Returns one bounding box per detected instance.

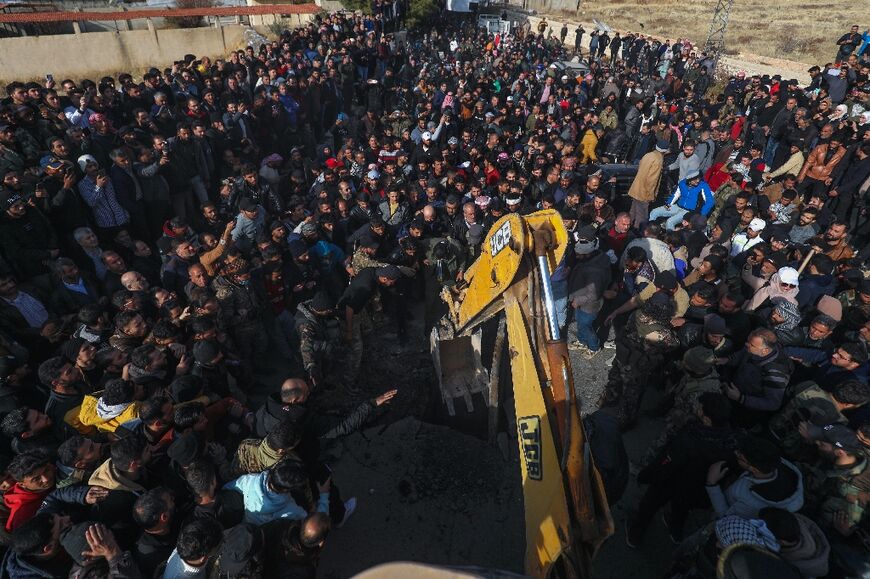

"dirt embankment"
[527,14,813,85]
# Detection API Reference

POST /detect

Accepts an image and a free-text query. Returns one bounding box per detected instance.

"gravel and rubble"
[315,313,674,578]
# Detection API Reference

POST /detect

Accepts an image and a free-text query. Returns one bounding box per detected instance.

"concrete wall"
[0,23,293,83]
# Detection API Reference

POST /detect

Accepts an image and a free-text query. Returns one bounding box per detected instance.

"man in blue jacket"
[648,170,714,230]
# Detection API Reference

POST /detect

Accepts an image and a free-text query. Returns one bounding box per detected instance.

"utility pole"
[703,0,733,71]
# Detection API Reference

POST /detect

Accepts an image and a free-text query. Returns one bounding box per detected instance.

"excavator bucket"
[430,325,489,421]
[429,213,529,434]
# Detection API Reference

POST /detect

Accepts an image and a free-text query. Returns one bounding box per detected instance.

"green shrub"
[167,0,215,29]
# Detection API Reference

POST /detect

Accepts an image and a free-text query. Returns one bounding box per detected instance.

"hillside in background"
[567,0,858,67]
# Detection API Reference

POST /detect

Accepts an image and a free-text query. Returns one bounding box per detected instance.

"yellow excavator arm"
[434,210,613,578]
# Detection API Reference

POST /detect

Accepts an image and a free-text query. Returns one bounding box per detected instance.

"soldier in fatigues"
[337,266,402,386]
[640,346,721,467]
[295,292,344,390]
[231,419,302,477]
[421,238,467,332]
[769,380,870,462]
[601,290,680,430]
[212,258,267,372]
[350,239,388,276]
[801,424,870,529]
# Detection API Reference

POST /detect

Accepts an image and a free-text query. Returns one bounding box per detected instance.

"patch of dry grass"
[564,0,857,65]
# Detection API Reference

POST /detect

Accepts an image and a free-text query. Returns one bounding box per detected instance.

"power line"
[703,0,733,70]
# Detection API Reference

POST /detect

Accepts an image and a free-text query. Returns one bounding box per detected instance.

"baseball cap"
[685,169,701,181]
[820,424,863,453]
[748,218,766,232]
[422,131,432,140]
[77,154,98,172]
[683,346,715,374]
[0,190,23,210]
[778,266,799,286]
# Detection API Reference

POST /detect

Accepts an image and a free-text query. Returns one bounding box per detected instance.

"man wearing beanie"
[337,265,401,385]
[642,345,722,465]
[296,291,342,390]
[627,138,668,229]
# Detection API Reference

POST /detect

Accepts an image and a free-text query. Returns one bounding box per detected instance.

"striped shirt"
[3,291,49,328]
[78,176,129,229]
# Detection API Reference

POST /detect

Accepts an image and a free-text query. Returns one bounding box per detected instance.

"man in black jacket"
[0,189,59,280]
[829,142,870,222]
[253,377,396,462]
[108,149,148,241]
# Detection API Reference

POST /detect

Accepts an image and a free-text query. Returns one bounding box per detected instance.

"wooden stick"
[796,248,816,276]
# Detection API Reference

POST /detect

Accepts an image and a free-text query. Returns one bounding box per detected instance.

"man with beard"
[819,220,854,262]
[801,424,870,529]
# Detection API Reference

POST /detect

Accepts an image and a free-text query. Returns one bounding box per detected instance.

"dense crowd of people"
[0,4,867,577]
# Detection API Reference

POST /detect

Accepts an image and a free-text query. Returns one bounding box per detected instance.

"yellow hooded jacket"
[77,393,140,434]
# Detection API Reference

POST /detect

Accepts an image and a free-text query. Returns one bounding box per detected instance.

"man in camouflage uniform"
[640,346,721,467]
[838,278,870,318]
[770,380,870,462]
[601,291,680,430]
[421,237,467,331]
[801,424,870,529]
[232,419,301,477]
[706,172,740,227]
[350,239,388,276]
[212,258,267,369]
[295,292,344,390]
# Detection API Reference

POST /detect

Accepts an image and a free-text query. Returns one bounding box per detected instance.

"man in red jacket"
[3,453,108,531]
[4,453,57,531]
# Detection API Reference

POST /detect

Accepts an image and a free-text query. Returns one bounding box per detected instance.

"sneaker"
[338,497,357,527]
[582,348,601,360]
[567,340,589,352]
[661,511,682,544]
[624,518,643,549]
[602,340,616,349]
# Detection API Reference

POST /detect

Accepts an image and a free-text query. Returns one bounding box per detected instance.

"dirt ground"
[303,309,688,578]
[313,319,527,577]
